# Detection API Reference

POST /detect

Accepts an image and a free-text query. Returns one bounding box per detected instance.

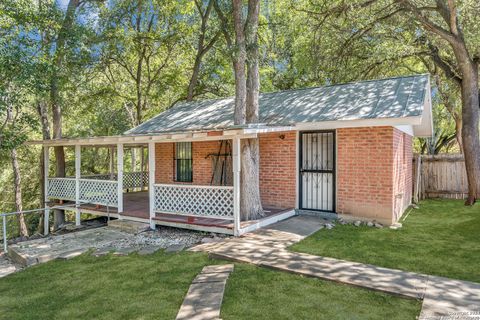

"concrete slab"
[137,245,162,255]
[259,250,428,299]
[92,247,116,257]
[176,264,233,320]
[57,248,88,260]
[202,264,234,274]
[0,253,18,278]
[107,219,150,234]
[8,228,132,266]
[265,215,327,238]
[112,247,138,256]
[419,276,480,319]
[192,272,231,284]
[194,215,480,318]
[165,244,185,253]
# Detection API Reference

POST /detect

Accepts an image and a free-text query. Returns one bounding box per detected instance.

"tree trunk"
[11,148,29,238]
[232,0,247,125]
[36,101,50,234]
[459,66,480,204]
[405,0,480,204]
[49,0,79,228]
[187,0,218,101]
[455,117,463,153]
[240,139,263,220]
[232,0,263,220]
[187,54,203,101]
[51,82,66,229]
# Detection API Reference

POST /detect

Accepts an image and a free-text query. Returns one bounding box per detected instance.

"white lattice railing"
[82,174,112,180]
[154,184,234,219]
[68,171,148,189]
[79,179,118,207]
[47,178,76,201]
[123,171,148,189]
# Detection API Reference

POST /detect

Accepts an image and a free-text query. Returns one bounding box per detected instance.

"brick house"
[35,74,432,235]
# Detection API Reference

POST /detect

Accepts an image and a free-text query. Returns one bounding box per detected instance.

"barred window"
[175,142,192,182]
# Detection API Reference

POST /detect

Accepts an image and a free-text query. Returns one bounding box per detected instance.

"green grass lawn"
[222,264,420,320]
[0,251,420,319]
[291,199,480,283]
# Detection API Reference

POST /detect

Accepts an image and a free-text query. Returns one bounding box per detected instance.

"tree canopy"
[0,0,479,235]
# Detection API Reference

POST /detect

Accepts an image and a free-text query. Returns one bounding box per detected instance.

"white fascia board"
[413,81,434,137]
[294,116,423,131]
[243,126,296,134]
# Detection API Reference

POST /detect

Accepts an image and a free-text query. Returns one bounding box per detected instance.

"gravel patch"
[94,226,220,250]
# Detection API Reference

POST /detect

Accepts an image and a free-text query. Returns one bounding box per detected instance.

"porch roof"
[25,125,294,146]
[126,74,432,137]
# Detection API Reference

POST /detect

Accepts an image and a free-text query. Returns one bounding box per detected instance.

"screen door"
[299,131,335,212]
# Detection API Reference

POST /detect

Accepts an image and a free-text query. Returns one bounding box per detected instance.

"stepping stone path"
[191,215,480,319]
[137,245,162,255]
[112,247,138,256]
[8,226,202,267]
[176,264,234,320]
[165,244,185,253]
[92,247,115,257]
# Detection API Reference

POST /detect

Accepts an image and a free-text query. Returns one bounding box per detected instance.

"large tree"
[232,0,263,220]
[0,29,38,237]
[399,0,480,204]
[186,0,221,101]
[299,0,480,204]
[100,0,191,126]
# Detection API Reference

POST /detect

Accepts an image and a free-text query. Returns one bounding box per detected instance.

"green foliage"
[0,0,474,232]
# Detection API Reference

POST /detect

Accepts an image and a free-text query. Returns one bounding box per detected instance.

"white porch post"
[109,146,115,180]
[117,143,124,213]
[140,146,145,190]
[75,145,81,226]
[232,137,241,236]
[43,146,50,235]
[148,142,156,229]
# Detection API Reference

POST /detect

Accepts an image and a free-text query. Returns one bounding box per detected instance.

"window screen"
[175,142,192,182]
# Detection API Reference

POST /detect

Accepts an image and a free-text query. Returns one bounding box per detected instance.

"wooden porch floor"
[78,191,293,230]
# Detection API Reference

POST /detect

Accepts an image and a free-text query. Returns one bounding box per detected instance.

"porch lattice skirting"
[154,184,234,219]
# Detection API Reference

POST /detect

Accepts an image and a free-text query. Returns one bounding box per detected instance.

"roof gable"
[126,74,429,135]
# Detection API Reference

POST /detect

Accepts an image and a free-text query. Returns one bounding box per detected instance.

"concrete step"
[107,219,150,234]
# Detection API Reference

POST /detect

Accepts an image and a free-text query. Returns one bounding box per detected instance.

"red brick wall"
[259,132,297,209]
[154,133,298,209]
[155,142,174,183]
[154,141,220,185]
[153,127,413,223]
[336,126,412,224]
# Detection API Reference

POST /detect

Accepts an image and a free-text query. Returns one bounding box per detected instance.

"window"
[175,142,192,182]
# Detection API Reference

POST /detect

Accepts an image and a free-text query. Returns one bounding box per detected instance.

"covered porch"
[33,126,296,236]
[78,191,294,235]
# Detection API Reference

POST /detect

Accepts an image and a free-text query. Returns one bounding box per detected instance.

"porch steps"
[107,219,150,234]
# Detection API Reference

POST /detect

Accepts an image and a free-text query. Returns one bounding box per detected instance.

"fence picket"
[413,154,468,200]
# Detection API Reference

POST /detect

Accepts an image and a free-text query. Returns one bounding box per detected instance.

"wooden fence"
[413,154,468,200]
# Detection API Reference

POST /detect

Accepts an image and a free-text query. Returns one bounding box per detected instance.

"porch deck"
[78,191,294,233]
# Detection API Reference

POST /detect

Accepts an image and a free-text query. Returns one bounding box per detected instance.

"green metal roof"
[125,74,430,135]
